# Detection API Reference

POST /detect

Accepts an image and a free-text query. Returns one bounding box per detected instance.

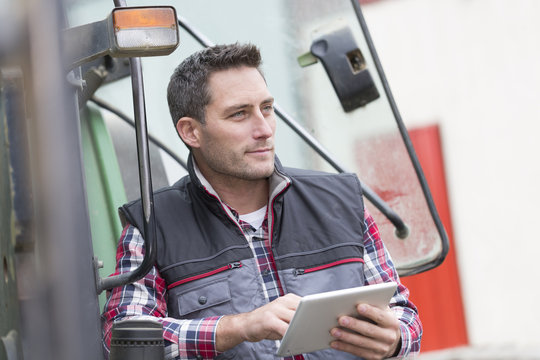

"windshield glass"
[67,0,446,275]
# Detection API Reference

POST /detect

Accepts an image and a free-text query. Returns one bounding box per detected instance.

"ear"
[176,117,202,148]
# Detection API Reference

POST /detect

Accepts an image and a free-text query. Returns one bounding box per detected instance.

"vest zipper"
[168,261,243,289]
[293,258,364,277]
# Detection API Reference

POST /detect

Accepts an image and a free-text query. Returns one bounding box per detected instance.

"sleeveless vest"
[120,156,367,359]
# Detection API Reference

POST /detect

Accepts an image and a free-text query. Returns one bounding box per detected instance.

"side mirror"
[63,6,179,69]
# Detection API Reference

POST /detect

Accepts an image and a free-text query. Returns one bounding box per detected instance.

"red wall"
[402,124,469,351]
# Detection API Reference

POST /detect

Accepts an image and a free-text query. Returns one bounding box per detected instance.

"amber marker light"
[110,6,179,53]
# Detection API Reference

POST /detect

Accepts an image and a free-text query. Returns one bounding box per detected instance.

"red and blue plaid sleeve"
[362,209,423,357]
[101,224,221,360]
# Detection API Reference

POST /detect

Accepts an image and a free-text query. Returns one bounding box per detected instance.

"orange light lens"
[113,7,176,30]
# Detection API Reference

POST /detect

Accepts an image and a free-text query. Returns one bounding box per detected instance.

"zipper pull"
[229,261,242,269]
[293,268,305,276]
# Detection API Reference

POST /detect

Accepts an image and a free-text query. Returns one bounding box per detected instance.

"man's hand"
[330,304,401,360]
[215,293,301,352]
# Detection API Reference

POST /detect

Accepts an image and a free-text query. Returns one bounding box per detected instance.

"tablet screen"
[276,282,397,357]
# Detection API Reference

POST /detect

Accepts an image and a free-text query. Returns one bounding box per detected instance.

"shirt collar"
[192,159,222,200]
[189,154,291,212]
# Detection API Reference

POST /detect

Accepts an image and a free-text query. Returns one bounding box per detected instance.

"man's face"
[193,66,276,183]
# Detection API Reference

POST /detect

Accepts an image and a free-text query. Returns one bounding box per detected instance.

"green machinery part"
[80,105,127,307]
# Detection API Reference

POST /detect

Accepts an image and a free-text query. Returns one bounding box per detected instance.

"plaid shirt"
[101,207,421,359]
[234,208,303,360]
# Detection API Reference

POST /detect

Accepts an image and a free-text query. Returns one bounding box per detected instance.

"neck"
[193,157,269,215]
[210,178,269,215]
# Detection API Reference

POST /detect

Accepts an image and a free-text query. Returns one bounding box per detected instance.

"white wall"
[362,0,540,347]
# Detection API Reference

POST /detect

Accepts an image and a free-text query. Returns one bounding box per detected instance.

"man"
[102,43,422,359]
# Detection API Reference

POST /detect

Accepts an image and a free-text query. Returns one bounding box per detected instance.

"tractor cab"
[0,1,447,359]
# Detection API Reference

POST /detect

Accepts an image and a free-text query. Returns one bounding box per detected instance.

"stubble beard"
[201,145,275,182]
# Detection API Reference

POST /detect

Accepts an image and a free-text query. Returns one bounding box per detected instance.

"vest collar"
[186,152,292,206]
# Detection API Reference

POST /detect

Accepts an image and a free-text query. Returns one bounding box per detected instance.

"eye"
[229,110,246,119]
[261,104,274,114]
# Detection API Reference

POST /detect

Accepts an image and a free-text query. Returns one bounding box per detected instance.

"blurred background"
[361,0,540,358]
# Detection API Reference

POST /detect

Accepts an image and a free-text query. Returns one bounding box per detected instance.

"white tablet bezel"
[276,282,398,357]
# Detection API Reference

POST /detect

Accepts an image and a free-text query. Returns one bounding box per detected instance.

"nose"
[253,109,275,140]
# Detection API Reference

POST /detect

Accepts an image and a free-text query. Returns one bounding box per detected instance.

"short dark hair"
[167,43,263,127]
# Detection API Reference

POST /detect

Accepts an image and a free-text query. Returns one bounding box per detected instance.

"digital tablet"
[276,282,398,357]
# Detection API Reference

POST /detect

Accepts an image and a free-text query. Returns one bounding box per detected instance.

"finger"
[278,293,302,309]
[330,327,384,352]
[333,315,401,356]
[336,315,386,340]
[330,339,387,360]
[265,314,291,338]
[272,305,296,323]
[246,307,293,341]
[263,298,299,324]
[356,304,395,327]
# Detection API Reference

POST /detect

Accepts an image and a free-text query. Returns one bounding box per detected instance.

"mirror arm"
[96,0,158,295]
[98,56,158,293]
[176,15,409,238]
[97,56,157,293]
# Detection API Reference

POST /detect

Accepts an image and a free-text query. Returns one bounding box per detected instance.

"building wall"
[362,0,540,347]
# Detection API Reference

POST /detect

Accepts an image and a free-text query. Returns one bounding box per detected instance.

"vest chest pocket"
[279,258,366,297]
[165,259,265,320]
[174,276,233,319]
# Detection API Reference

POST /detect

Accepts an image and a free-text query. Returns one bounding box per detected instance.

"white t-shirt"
[239,205,267,230]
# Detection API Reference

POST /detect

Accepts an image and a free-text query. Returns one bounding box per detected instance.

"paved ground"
[416,344,540,360]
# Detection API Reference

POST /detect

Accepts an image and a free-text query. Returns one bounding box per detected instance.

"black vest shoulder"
[119,166,366,287]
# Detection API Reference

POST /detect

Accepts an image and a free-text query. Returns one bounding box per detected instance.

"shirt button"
[263,268,270,276]
[196,355,203,360]
[198,296,207,305]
